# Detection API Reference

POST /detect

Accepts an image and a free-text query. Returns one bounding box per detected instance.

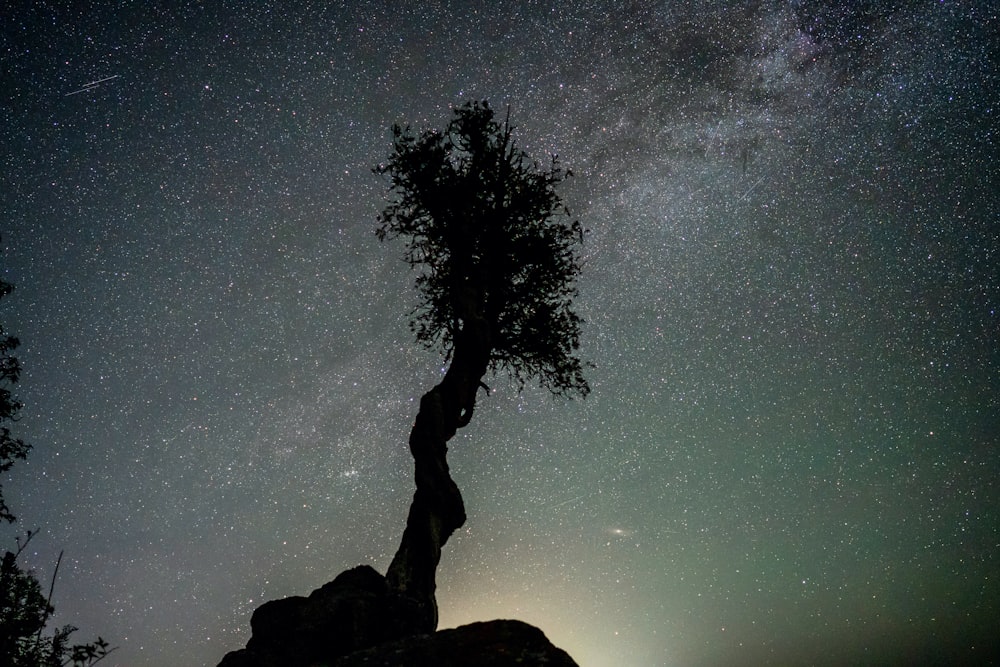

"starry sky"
[2,1,998,665]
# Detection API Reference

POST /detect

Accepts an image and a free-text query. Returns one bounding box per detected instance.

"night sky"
[2,2,998,665]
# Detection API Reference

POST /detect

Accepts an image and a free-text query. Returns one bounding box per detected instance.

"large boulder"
[218,565,424,667]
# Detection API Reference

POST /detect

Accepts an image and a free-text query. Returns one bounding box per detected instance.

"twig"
[36,550,64,645]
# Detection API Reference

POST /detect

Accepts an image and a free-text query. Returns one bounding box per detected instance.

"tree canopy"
[375,100,589,398]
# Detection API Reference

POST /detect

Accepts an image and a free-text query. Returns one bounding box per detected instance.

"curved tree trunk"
[385,313,491,632]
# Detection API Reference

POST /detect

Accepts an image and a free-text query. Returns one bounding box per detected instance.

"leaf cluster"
[1,534,113,667]
[1,278,30,524]
[375,101,589,397]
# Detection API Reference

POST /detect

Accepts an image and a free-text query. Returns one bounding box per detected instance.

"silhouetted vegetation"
[376,100,589,398]
[375,101,588,629]
[217,103,590,665]
[0,277,29,526]
[1,532,112,667]
[0,264,113,667]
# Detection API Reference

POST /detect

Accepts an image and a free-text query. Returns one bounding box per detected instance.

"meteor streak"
[65,74,120,96]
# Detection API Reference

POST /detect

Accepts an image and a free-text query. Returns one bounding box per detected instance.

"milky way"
[2,2,997,665]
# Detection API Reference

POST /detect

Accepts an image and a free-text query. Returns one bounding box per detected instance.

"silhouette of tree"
[1,532,112,667]
[375,101,588,630]
[0,277,29,525]
[0,257,113,666]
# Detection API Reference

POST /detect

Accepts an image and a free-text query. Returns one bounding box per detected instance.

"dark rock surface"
[333,619,580,667]
[218,565,424,667]
[218,566,578,667]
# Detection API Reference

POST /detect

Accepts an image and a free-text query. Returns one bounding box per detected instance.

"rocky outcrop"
[333,619,579,666]
[218,566,578,667]
[218,565,424,667]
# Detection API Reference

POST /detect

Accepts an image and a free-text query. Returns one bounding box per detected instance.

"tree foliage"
[375,100,589,397]
[1,534,111,667]
[0,257,113,666]
[1,277,30,525]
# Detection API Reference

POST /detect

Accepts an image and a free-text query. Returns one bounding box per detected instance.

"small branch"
[47,550,64,608]
[63,644,119,667]
[14,527,37,558]
[36,549,64,645]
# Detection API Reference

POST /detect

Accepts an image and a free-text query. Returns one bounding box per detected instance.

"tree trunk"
[385,314,491,632]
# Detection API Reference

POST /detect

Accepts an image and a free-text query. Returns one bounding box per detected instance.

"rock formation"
[332,619,579,666]
[217,566,418,667]
[217,565,578,667]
